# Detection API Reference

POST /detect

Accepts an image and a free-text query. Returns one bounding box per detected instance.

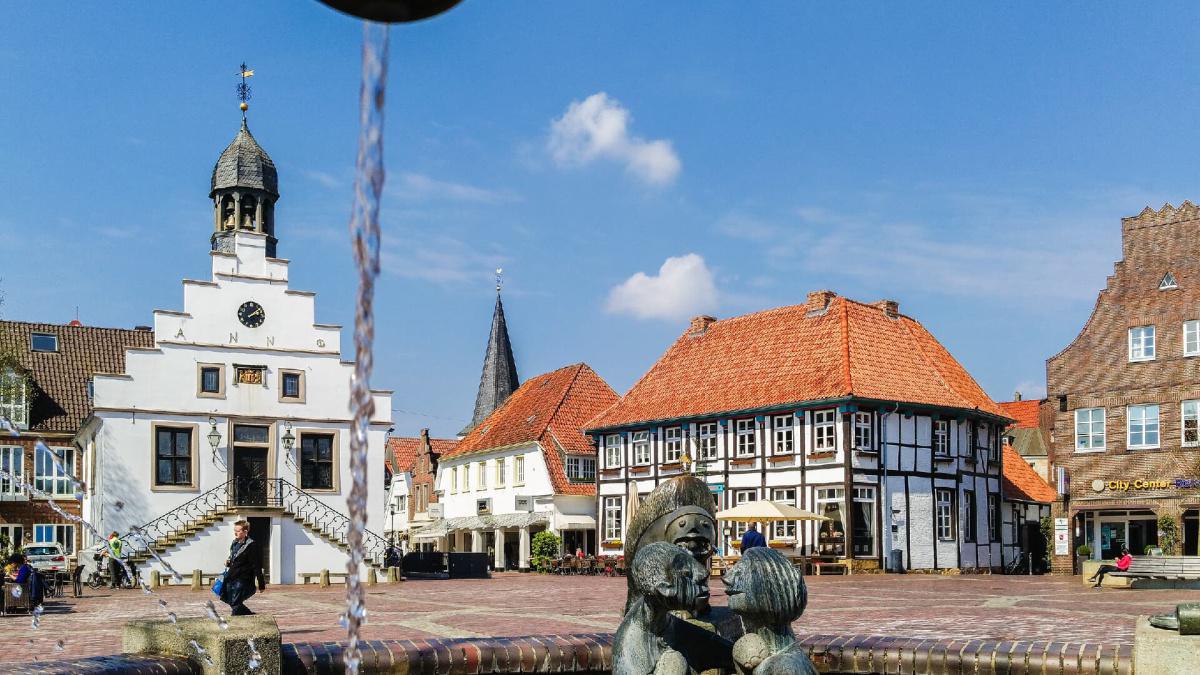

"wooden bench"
[810,561,849,576]
[1109,556,1200,584]
[300,570,350,586]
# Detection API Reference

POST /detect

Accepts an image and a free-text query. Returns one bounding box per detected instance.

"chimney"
[68,319,82,327]
[806,290,836,313]
[872,299,899,319]
[688,315,717,336]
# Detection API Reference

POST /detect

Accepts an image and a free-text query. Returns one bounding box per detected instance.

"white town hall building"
[75,113,393,583]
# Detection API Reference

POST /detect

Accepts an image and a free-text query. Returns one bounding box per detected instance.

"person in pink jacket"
[1088,547,1131,588]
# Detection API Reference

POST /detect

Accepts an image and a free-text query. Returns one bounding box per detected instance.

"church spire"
[461,271,520,436]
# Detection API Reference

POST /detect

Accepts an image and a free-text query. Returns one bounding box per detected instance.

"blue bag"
[212,573,224,597]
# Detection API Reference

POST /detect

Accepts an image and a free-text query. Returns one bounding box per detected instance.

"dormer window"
[1160,272,1178,290]
[1129,326,1156,362]
[30,333,58,353]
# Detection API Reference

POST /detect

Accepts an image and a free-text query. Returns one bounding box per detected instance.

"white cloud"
[548,92,681,186]
[381,235,507,286]
[606,254,718,321]
[303,170,342,189]
[390,172,518,204]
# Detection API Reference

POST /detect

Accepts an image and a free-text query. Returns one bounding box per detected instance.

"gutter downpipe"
[881,402,901,572]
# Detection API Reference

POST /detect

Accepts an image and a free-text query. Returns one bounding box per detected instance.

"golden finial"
[237,63,254,118]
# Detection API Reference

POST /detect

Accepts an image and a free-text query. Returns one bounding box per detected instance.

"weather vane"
[495,268,504,293]
[237,62,254,118]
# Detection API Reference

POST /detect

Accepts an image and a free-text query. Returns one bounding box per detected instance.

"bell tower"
[210,64,280,257]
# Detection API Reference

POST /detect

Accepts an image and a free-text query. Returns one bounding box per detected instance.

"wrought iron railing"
[121,478,388,566]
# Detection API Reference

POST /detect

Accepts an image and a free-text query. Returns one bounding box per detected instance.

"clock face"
[237,301,266,328]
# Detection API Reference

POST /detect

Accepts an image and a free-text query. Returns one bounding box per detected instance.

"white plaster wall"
[438,443,554,520]
[908,477,935,569]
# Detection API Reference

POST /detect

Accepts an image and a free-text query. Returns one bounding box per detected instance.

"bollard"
[150,570,161,589]
[319,569,330,587]
[367,568,377,586]
[191,569,202,591]
[387,567,401,583]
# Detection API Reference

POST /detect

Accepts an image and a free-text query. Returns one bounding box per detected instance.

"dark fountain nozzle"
[317,0,462,23]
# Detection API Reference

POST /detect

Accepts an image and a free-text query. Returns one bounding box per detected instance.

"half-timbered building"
[586,291,1015,572]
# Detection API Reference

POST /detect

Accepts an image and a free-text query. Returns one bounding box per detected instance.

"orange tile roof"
[446,363,618,496]
[587,295,1006,430]
[1002,444,1056,503]
[385,435,457,474]
[997,399,1041,429]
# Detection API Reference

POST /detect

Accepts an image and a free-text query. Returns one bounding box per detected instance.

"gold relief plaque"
[236,367,264,385]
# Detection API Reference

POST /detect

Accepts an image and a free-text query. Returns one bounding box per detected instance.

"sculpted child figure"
[613,542,711,675]
[724,547,817,675]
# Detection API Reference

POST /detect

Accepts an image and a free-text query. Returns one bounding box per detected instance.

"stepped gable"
[1001,444,1056,503]
[447,363,618,496]
[588,293,1005,430]
[385,435,458,474]
[0,320,154,432]
[997,399,1041,429]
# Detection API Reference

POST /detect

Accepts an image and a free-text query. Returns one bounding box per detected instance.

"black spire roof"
[461,292,520,435]
[210,119,278,198]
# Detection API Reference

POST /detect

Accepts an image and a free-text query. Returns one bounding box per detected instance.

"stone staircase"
[122,478,389,569]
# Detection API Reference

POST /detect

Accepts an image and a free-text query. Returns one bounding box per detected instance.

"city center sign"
[1091,478,1200,492]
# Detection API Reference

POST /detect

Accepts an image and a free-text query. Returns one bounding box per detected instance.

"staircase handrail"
[274,478,390,564]
[120,479,233,554]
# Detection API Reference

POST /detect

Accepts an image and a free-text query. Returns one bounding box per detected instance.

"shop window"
[773,415,793,454]
[663,427,682,463]
[1127,404,1160,449]
[1075,408,1105,451]
[815,487,846,556]
[852,487,876,556]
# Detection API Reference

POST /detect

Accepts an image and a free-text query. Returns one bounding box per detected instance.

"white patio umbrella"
[715,500,829,522]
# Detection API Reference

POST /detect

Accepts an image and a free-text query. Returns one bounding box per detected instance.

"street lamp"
[207,416,222,464]
[281,421,296,451]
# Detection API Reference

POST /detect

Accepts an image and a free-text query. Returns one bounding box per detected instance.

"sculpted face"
[661,511,715,562]
[658,547,710,612]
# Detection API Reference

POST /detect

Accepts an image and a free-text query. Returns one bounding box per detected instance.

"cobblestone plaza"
[8,573,1199,665]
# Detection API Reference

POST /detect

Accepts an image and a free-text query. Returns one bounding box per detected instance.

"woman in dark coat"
[220,520,266,616]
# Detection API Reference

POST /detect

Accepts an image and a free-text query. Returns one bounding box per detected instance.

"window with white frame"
[34,446,74,496]
[514,455,526,485]
[663,427,682,463]
[1186,321,1200,357]
[496,458,506,487]
[605,434,622,468]
[0,371,28,430]
[1075,408,1105,451]
[935,488,954,541]
[603,496,623,541]
[30,333,58,353]
[1184,401,1200,447]
[773,415,793,454]
[731,488,757,539]
[962,489,976,543]
[851,487,876,556]
[1128,404,1160,449]
[566,456,596,482]
[933,420,949,456]
[34,523,74,554]
[462,463,470,491]
[771,488,797,539]
[1129,325,1156,361]
[697,423,717,459]
[853,412,873,451]
[450,466,458,494]
[988,494,1000,542]
[815,487,846,557]
[632,431,651,465]
[477,461,487,490]
[0,524,23,549]
[735,419,756,457]
[987,427,999,462]
[0,446,23,497]
[813,410,836,452]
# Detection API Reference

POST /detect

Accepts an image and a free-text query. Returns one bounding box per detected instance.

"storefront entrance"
[1185,510,1198,556]
[1089,511,1157,559]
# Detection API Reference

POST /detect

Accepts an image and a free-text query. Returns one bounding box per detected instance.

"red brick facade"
[1046,202,1200,573]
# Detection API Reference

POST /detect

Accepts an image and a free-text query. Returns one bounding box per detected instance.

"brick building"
[383,430,457,552]
[0,320,153,554]
[1048,202,1200,573]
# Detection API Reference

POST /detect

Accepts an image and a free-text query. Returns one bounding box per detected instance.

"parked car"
[22,543,69,577]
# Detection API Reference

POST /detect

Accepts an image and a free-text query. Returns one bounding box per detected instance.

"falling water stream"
[343,20,390,675]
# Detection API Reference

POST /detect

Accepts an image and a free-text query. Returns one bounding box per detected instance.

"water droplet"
[113,500,125,511]
[10,585,21,598]
[158,598,168,609]
[54,639,64,652]
[338,613,349,629]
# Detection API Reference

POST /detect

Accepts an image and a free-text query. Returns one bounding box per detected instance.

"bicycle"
[1005,554,1029,575]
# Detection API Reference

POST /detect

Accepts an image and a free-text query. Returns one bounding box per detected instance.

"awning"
[410,512,550,540]
[555,514,597,531]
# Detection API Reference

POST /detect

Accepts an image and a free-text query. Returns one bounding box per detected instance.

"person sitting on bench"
[1088,547,1131,588]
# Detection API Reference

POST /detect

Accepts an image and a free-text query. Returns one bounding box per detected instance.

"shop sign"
[709,483,726,494]
[1054,517,1068,556]
[1091,478,1200,492]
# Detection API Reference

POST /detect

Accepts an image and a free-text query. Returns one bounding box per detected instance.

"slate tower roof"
[461,292,520,435]
[210,119,279,198]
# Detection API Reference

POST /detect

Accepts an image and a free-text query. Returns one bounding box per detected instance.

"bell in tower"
[210,65,280,257]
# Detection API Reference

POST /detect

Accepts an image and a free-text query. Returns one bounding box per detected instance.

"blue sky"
[3,3,1198,437]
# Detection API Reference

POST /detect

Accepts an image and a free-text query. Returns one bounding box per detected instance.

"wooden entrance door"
[234,448,269,506]
[248,516,271,583]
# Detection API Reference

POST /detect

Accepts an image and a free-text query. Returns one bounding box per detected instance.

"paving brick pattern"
[2,573,1198,666]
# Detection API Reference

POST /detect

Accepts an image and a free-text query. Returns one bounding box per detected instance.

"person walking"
[106,531,126,589]
[219,520,266,616]
[1087,547,1132,588]
[740,523,767,553]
